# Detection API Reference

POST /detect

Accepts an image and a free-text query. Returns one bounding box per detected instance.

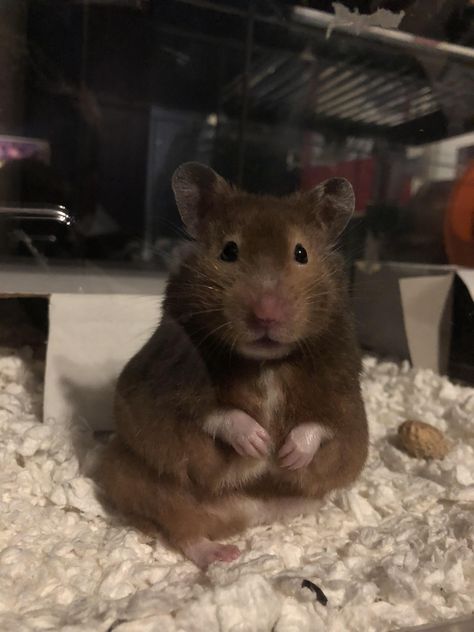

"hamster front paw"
[226,410,271,458]
[279,422,330,470]
[204,409,271,458]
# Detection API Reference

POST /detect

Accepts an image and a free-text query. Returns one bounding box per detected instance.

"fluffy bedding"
[0,347,473,632]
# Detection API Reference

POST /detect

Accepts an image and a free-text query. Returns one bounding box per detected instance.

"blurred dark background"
[0,0,473,265]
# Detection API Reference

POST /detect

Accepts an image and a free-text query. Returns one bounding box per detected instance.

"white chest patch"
[258,369,283,426]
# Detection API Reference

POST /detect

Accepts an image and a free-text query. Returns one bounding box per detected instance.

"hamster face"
[175,193,344,361]
[169,163,353,361]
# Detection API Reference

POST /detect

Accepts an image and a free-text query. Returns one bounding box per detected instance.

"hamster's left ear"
[303,177,355,240]
[172,162,231,238]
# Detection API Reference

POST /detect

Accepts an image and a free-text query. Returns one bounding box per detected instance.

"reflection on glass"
[0,0,473,268]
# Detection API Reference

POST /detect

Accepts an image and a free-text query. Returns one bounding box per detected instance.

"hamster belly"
[216,368,283,491]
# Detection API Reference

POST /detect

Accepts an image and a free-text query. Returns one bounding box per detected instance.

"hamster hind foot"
[182,538,241,569]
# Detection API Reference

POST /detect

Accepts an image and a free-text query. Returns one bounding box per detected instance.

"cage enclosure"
[0,2,473,631]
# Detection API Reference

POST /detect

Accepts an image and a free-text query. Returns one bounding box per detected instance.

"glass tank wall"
[1,0,473,267]
[0,0,473,378]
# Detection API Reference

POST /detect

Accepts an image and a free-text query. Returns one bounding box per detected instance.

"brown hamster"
[96,163,369,569]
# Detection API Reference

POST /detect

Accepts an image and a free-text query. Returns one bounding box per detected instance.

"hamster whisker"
[197,327,235,364]
[302,289,334,300]
[301,296,329,307]
[186,308,224,317]
[155,216,192,240]
[181,263,225,287]
[301,291,333,303]
[303,273,337,290]
[179,282,223,291]
[298,338,316,365]
[194,321,233,350]
[228,332,241,362]
[312,268,339,283]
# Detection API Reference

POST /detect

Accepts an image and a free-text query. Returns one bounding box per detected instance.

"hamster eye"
[294,243,308,264]
[220,241,239,262]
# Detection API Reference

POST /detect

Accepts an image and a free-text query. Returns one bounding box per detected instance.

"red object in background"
[301,157,375,215]
[444,160,474,268]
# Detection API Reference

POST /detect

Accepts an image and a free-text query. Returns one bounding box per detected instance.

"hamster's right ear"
[304,177,355,241]
[172,162,230,237]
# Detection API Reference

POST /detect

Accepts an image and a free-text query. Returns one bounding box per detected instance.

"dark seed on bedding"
[106,619,127,631]
[301,579,328,606]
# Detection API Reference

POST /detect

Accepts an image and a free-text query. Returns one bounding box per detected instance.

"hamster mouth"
[253,335,282,348]
[239,335,292,360]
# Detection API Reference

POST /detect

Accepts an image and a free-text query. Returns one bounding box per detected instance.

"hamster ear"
[172,162,230,237]
[305,177,355,240]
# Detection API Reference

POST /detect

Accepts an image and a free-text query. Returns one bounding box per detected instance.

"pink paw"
[226,410,271,458]
[210,544,241,563]
[182,539,241,569]
[279,423,328,470]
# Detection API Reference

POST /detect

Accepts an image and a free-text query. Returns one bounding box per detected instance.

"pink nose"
[250,294,286,328]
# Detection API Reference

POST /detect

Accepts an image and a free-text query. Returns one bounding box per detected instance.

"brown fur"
[95,165,369,561]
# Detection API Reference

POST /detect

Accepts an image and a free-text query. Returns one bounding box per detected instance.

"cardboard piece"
[399,274,454,373]
[457,267,474,301]
[352,261,472,378]
[0,261,168,296]
[44,294,162,431]
[0,262,167,431]
[352,263,412,360]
